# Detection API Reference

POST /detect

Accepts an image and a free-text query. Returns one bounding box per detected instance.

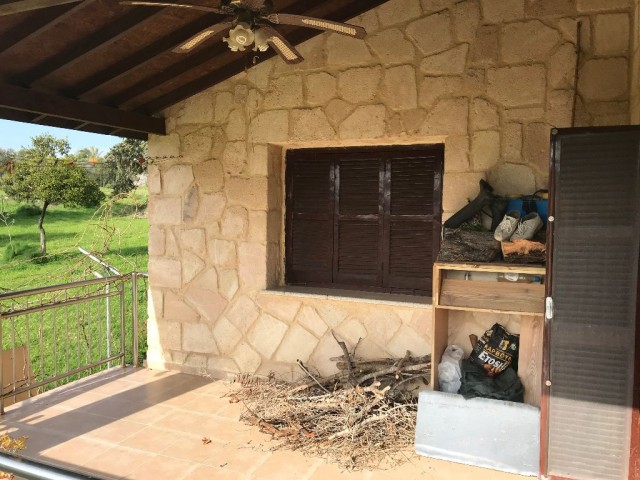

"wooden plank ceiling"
[0,0,386,139]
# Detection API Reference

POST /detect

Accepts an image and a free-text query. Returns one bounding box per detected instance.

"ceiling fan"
[119,0,367,64]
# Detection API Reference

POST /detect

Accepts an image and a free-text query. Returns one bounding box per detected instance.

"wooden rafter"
[0,83,165,135]
[0,3,75,52]
[0,0,81,16]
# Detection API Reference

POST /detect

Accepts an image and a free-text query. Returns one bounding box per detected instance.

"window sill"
[259,286,432,308]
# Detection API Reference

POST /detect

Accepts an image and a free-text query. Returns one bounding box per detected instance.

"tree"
[74,146,104,185]
[1,134,105,255]
[0,148,16,178]
[104,139,147,195]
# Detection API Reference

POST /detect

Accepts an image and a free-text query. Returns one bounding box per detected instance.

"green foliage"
[2,241,40,263]
[18,133,70,162]
[14,204,41,216]
[105,139,147,195]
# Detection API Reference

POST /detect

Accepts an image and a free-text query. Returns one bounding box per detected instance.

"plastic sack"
[438,345,464,393]
[469,323,519,378]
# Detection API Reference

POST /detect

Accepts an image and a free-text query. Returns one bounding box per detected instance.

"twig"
[296,360,330,394]
[331,330,356,386]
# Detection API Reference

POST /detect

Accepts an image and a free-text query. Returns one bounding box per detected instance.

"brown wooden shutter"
[285,154,333,284]
[384,150,442,293]
[333,156,383,286]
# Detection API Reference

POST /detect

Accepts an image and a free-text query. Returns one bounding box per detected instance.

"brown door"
[543,126,640,480]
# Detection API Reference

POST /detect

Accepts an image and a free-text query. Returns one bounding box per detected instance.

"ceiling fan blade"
[265,13,366,39]
[119,1,229,14]
[0,0,82,16]
[173,20,234,52]
[231,0,264,10]
[261,26,303,64]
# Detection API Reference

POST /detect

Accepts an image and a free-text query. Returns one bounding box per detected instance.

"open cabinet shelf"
[430,262,546,407]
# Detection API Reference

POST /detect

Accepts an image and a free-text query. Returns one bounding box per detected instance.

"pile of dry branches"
[232,332,431,469]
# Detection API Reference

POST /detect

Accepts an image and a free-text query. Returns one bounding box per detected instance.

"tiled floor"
[0,368,526,480]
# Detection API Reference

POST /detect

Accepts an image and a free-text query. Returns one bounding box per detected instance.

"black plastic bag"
[469,323,519,377]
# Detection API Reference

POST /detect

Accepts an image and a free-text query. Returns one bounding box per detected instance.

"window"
[285,145,443,295]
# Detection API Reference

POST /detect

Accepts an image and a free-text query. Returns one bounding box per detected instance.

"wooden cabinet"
[430,262,546,406]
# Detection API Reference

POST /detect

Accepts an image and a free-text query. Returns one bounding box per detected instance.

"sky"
[0,119,122,154]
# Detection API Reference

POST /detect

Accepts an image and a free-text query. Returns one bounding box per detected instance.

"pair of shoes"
[494,212,543,242]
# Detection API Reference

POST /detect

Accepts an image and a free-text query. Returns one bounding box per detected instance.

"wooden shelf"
[430,261,546,407]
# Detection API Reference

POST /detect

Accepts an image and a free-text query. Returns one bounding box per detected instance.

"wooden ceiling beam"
[0,0,81,16]
[66,12,224,99]
[22,8,166,87]
[0,83,165,134]
[142,0,388,113]
[0,4,75,53]
[0,0,98,56]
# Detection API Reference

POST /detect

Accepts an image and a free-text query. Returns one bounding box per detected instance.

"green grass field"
[0,187,150,386]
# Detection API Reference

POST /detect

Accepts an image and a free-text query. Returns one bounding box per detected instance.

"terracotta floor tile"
[249,449,323,480]
[125,454,195,480]
[83,446,156,478]
[184,464,249,480]
[120,425,186,453]
[308,463,375,480]
[159,434,220,463]
[81,419,146,444]
[40,437,109,468]
[203,440,271,474]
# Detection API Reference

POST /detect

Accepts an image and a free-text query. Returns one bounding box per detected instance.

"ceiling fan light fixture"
[230,22,255,46]
[252,27,270,52]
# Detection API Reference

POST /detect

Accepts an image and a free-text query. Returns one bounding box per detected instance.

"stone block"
[221,205,249,239]
[501,123,523,162]
[178,93,214,124]
[419,97,469,136]
[339,105,386,140]
[546,90,574,128]
[377,0,422,27]
[163,165,194,195]
[207,356,241,377]
[182,251,205,285]
[239,242,268,290]
[182,186,199,223]
[148,197,181,225]
[335,317,368,346]
[470,25,498,65]
[452,0,481,43]
[275,324,318,363]
[487,163,536,196]
[382,65,418,110]
[197,192,226,223]
[471,130,500,170]
[295,305,328,338]
[226,177,268,210]
[308,333,343,377]
[148,166,161,194]
[523,122,552,172]
[164,290,200,323]
[338,66,382,104]
[247,145,269,177]
[442,172,485,213]
[504,107,545,122]
[578,58,628,101]
[148,225,165,256]
[180,228,206,258]
[148,258,182,288]
[181,130,213,163]
[214,91,235,124]
[325,99,355,126]
[367,28,415,64]
[487,65,546,107]
[183,323,217,354]
[315,303,349,329]
[325,34,373,66]
[387,325,430,358]
[501,20,561,64]
[290,109,335,141]
[470,98,499,131]
[407,11,453,56]
[247,313,288,359]
[248,110,289,143]
[233,342,262,373]
[418,76,464,109]
[257,296,301,323]
[225,109,246,141]
[226,295,260,334]
[444,135,470,172]
[594,13,630,56]
[222,142,246,176]
[420,45,469,75]
[212,316,242,354]
[577,0,629,12]
[400,109,427,135]
[148,133,180,158]
[208,239,236,267]
[264,75,303,110]
[247,210,267,242]
[362,310,401,346]
[164,228,180,257]
[218,269,239,301]
[246,60,273,91]
[480,0,524,23]
[525,0,576,16]
[184,285,228,325]
[193,160,224,193]
[305,72,337,105]
[548,43,577,90]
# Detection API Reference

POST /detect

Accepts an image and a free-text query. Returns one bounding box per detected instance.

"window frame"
[284,144,444,296]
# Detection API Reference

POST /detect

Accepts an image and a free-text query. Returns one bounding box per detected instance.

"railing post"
[119,283,125,368]
[132,272,139,368]
[0,312,4,415]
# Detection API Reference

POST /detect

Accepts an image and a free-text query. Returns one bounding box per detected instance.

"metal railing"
[0,272,147,414]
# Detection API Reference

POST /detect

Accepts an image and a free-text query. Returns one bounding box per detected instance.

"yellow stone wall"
[146,0,634,378]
